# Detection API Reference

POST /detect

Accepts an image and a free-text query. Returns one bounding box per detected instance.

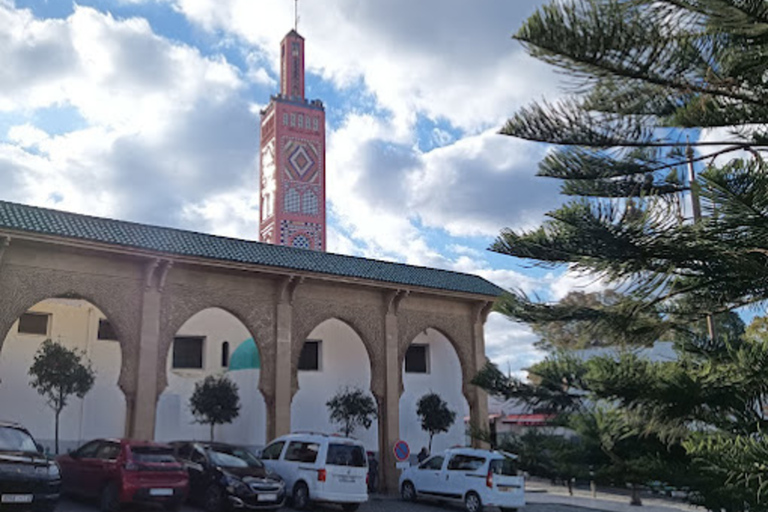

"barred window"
[290,113,296,127]
[283,113,288,125]
[285,189,300,212]
[302,190,318,215]
[298,114,303,128]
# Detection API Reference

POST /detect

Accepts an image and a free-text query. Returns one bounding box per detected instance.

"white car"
[259,432,368,511]
[399,447,525,512]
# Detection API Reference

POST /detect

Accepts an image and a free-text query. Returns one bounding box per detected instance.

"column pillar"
[380,290,407,494]
[469,302,493,449]
[271,276,300,440]
[130,259,165,440]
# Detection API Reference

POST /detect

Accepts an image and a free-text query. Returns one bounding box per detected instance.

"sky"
[0,0,607,374]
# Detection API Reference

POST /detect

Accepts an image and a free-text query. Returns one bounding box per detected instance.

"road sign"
[393,440,410,462]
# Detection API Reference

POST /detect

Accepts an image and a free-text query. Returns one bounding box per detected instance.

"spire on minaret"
[294,0,299,32]
[279,22,305,100]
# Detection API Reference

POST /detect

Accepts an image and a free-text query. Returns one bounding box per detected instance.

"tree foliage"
[189,375,241,442]
[416,392,457,452]
[28,339,95,454]
[488,0,768,509]
[326,387,378,437]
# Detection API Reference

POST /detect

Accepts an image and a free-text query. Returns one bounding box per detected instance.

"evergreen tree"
[326,387,378,437]
[487,1,768,509]
[189,375,241,442]
[416,392,457,452]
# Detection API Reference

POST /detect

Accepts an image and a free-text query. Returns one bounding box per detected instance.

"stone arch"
[0,295,129,452]
[291,300,385,399]
[397,309,475,402]
[158,285,275,400]
[155,307,268,448]
[0,266,142,397]
[290,317,379,450]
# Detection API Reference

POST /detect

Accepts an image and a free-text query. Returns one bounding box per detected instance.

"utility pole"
[686,143,717,341]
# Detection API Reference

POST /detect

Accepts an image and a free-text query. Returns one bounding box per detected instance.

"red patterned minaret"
[258,29,326,251]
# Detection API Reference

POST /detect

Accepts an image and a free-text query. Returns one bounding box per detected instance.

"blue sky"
[0,0,614,373]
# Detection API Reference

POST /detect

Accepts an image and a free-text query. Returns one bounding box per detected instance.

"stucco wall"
[399,328,470,455]
[0,299,125,454]
[290,318,379,450]
[154,308,267,448]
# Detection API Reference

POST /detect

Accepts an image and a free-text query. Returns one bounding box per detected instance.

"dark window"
[261,441,285,460]
[176,443,193,460]
[222,342,230,367]
[191,449,207,465]
[284,441,319,463]
[97,319,117,340]
[490,457,519,476]
[448,454,486,471]
[18,313,49,336]
[420,455,444,471]
[298,340,320,371]
[405,345,428,373]
[131,446,177,463]
[76,441,101,459]
[96,442,121,460]
[326,444,367,467]
[172,336,204,369]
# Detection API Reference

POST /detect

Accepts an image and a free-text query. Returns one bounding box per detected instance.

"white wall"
[0,299,125,454]
[291,319,379,451]
[154,308,267,448]
[400,329,470,456]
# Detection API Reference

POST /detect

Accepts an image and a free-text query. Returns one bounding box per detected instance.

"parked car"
[0,421,60,512]
[170,441,285,512]
[56,439,188,512]
[399,447,525,512]
[259,432,368,511]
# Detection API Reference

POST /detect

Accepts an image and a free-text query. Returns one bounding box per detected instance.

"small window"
[298,340,320,371]
[261,441,285,460]
[420,455,444,471]
[284,441,319,463]
[298,114,303,128]
[448,454,486,471]
[97,319,117,340]
[96,442,121,461]
[283,113,288,126]
[290,113,296,127]
[172,336,204,369]
[313,118,319,131]
[405,344,429,373]
[222,341,230,368]
[18,313,49,336]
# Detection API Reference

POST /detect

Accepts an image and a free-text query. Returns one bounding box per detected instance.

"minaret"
[258,28,326,251]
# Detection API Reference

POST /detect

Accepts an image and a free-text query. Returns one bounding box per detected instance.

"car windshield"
[131,446,177,463]
[208,446,264,469]
[0,426,38,453]
[326,444,367,467]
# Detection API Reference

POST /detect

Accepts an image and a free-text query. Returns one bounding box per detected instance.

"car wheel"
[204,484,225,512]
[99,483,120,512]
[464,491,482,512]
[401,481,417,502]
[341,504,360,512]
[292,481,310,511]
[164,501,183,512]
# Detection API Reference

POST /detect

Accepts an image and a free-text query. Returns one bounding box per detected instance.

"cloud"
[484,312,545,373]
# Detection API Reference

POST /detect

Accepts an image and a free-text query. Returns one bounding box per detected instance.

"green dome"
[228,339,261,371]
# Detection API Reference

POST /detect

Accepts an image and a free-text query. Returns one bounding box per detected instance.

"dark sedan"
[171,441,285,512]
[0,421,60,512]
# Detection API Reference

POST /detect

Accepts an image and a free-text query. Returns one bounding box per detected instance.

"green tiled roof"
[0,201,504,297]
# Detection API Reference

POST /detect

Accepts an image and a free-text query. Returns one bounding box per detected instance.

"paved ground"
[56,489,699,512]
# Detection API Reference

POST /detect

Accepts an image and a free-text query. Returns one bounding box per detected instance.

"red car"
[57,439,188,512]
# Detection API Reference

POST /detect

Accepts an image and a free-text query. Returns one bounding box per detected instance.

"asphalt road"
[55,495,615,512]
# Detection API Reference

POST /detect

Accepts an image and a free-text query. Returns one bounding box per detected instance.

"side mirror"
[35,443,44,454]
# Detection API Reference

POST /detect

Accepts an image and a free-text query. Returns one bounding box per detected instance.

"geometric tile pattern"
[280,219,323,251]
[283,138,320,183]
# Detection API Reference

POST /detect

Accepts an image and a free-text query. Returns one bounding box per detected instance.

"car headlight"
[224,475,251,495]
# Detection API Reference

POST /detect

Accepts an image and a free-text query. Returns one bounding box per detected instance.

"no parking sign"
[393,440,410,463]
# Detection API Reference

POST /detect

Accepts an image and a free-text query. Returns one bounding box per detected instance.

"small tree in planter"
[326,386,378,437]
[29,339,96,454]
[189,375,241,441]
[417,392,456,452]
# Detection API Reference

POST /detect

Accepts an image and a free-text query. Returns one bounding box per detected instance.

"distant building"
[259,29,326,251]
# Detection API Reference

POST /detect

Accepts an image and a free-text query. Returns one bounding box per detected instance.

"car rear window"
[131,446,177,463]
[284,441,320,463]
[490,457,518,476]
[326,444,366,467]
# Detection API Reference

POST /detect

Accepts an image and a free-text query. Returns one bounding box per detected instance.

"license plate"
[498,485,519,492]
[338,476,356,483]
[1,494,33,503]
[149,489,173,497]
[257,493,278,502]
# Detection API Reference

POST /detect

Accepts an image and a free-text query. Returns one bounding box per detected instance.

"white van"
[399,447,525,512]
[259,433,368,511]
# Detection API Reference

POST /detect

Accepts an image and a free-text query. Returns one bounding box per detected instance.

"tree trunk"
[54,410,60,455]
[630,484,643,506]
[428,433,433,453]
[210,423,214,442]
